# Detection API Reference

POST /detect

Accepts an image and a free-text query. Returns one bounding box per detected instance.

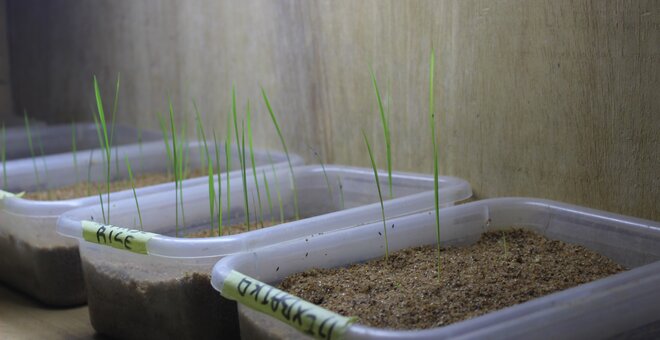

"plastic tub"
[211,197,660,340]
[56,165,471,340]
[3,123,152,161]
[0,137,298,306]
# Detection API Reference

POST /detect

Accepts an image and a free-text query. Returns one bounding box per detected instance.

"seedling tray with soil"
[0,136,296,306]
[56,164,471,340]
[211,197,660,340]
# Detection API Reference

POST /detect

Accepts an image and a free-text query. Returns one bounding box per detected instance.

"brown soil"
[279,229,626,330]
[24,169,205,201]
[0,234,85,306]
[83,259,239,340]
[186,219,285,237]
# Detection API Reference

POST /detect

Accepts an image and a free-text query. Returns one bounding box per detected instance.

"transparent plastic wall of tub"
[55,165,471,340]
[211,198,660,340]
[0,138,298,307]
[3,123,159,161]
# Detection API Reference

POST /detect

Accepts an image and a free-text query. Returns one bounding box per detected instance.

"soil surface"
[280,229,626,330]
[24,169,205,201]
[186,219,285,237]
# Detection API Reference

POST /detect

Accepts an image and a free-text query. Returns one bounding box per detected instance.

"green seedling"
[262,170,273,223]
[370,68,393,199]
[362,129,389,260]
[23,112,41,188]
[168,99,181,236]
[428,49,441,280]
[213,130,223,235]
[86,149,94,197]
[93,76,114,224]
[97,184,105,223]
[108,74,121,175]
[1,123,6,190]
[125,156,143,230]
[268,152,285,224]
[194,101,216,233]
[261,88,299,220]
[232,88,250,230]
[247,103,264,227]
[225,112,232,227]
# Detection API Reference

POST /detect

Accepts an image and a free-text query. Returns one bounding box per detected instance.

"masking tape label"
[222,270,355,340]
[82,220,156,255]
[0,189,25,200]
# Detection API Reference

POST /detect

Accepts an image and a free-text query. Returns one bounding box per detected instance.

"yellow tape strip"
[82,220,156,255]
[0,189,25,199]
[221,270,356,340]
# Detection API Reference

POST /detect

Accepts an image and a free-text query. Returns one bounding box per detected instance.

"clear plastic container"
[0,134,298,306]
[3,123,152,161]
[211,197,660,340]
[56,165,472,340]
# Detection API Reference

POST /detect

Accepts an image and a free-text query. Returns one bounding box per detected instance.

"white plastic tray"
[211,197,660,340]
[56,165,472,339]
[0,136,298,306]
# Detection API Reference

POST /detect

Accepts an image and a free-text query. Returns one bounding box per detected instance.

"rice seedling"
[362,129,389,260]
[224,112,232,228]
[428,49,441,280]
[168,98,181,236]
[93,76,113,224]
[213,130,223,235]
[261,87,299,220]
[108,74,121,175]
[247,103,264,227]
[370,68,393,199]
[1,123,6,190]
[232,88,250,230]
[262,169,274,223]
[124,156,143,230]
[194,101,215,234]
[23,112,41,189]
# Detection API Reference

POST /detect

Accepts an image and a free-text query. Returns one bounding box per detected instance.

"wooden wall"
[5,1,659,220]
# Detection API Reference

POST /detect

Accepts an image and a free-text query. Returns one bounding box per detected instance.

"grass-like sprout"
[370,68,393,199]
[247,103,264,227]
[232,88,250,230]
[1,123,6,190]
[71,121,78,182]
[108,74,121,175]
[308,145,333,202]
[194,101,215,234]
[262,170,273,223]
[224,113,232,229]
[23,112,40,189]
[93,76,115,224]
[261,87,299,220]
[168,99,181,236]
[86,149,94,197]
[124,156,143,230]
[428,49,441,280]
[267,152,285,224]
[362,129,388,260]
[213,130,223,236]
